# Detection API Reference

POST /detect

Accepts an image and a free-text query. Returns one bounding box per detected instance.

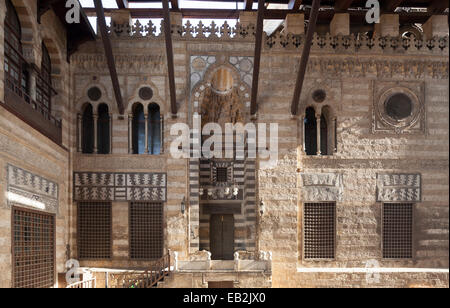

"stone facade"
[0,3,449,288]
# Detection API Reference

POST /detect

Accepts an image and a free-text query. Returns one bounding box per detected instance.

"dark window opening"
[97,104,110,154]
[216,167,228,182]
[36,43,52,114]
[129,202,164,260]
[383,203,413,259]
[132,103,145,154]
[82,104,94,154]
[304,107,317,156]
[385,93,413,121]
[13,207,55,288]
[78,202,112,260]
[320,113,328,155]
[304,202,336,259]
[148,103,161,155]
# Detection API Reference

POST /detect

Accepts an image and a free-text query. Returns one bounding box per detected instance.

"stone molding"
[300,173,344,202]
[376,173,421,202]
[73,172,167,202]
[6,164,59,214]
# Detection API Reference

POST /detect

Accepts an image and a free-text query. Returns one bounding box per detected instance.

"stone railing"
[107,20,449,54]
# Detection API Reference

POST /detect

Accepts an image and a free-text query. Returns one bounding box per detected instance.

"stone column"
[110,9,132,26]
[93,114,98,154]
[316,114,321,156]
[330,13,350,36]
[77,114,82,153]
[423,15,449,40]
[301,115,306,154]
[239,11,257,27]
[284,13,305,34]
[374,14,399,37]
[144,114,149,154]
[128,114,133,154]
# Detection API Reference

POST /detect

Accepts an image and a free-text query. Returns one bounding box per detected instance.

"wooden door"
[210,214,234,260]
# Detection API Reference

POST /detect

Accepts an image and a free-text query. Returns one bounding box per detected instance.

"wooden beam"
[250,0,265,116]
[162,0,178,116]
[116,0,128,9]
[288,0,302,11]
[94,0,125,115]
[171,0,180,10]
[244,0,254,11]
[383,0,404,12]
[428,0,449,14]
[334,0,354,11]
[291,0,320,116]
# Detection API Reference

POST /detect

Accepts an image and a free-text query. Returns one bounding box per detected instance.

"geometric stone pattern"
[6,164,59,214]
[300,173,344,202]
[376,173,421,202]
[74,172,167,202]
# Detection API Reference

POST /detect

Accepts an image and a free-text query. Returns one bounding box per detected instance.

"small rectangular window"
[383,203,413,259]
[304,202,336,259]
[216,167,228,182]
[130,202,164,260]
[78,202,112,260]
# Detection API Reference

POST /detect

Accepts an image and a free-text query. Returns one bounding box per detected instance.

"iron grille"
[216,167,228,182]
[304,202,336,259]
[77,202,112,260]
[383,203,413,259]
[12,207,55,288]
[129,202,164,260]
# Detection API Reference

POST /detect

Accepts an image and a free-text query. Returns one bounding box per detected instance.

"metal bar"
[288,0,302,10]
[116,0,128,9]
[250,0,265,116]
[94,0,125,115]
[162,0,178,116]
[290,0,320,116]
[244,0,254,11]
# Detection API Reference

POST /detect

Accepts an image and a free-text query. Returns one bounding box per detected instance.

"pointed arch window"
[82,104,94,154]
[4,0,28,94]
[148,103,161,155]
[36,43,52,114]
[304,107,317,156]
[97,104,111,154]
[132,103,146,154]
[304,106,336,156]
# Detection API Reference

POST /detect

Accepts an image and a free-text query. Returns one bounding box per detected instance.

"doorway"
[210,214,234,260]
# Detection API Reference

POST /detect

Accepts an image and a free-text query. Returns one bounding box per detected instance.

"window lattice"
[304,202,336,259]
[383,203,413,259]
[13,207,55,288]
[216,167,228,182]
[130,202,164,260]
[78,202,112,260]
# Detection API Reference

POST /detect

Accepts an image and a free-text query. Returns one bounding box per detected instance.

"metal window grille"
[383,203,413,259]
[129,202,164,260]
[77,202,112,260]
[12,207,55,288]
[216,167,228,182]
[304,202,336,259]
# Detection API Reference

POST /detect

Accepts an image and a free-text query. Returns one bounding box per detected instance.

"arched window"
[132,103,145,154]
[148,103,161,155]
[4,0,28,94]
[304,107,317,156]
[97,104,110,154]
[82,104,94,154]
[320,114,328,156]
[36,43,52,114]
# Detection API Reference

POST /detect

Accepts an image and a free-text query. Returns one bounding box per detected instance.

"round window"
[87,87,102,101]
[139,87,154,101]
[384,93,413,121]
[312,89,326,103]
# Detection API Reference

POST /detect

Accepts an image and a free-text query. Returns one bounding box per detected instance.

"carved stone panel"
[6,164,59,214]
[376,173,421,202]
[300,173,343,202]
[74,172,167,202]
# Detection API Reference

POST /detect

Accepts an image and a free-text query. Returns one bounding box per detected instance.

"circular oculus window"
[384,93,413,121]
[87,87,102,101]
[139,87,154,101]
[312,89,326,103]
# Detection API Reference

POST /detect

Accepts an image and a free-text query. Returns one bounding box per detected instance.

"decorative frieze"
[73,172,167,202]
[6,164,59,214]
[376,173,421,202]
[300,173,343,202]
